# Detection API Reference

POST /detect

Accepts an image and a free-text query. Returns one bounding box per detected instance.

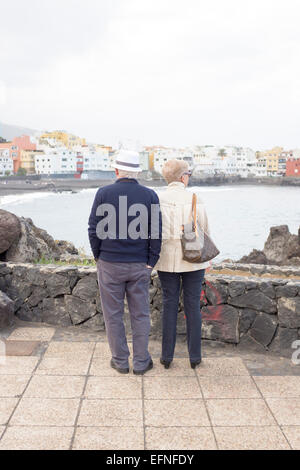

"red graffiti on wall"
[201,279,224,322]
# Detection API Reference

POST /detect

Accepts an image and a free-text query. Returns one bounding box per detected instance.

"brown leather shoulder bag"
[181,193,220,263]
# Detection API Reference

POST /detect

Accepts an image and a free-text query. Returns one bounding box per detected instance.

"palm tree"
[218,148,227,158]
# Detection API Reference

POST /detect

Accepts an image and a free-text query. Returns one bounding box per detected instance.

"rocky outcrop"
[0,210,78,262]
[238,225,300,266]
[0,210,21,257]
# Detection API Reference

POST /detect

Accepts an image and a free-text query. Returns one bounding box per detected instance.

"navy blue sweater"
[88,178,162,267]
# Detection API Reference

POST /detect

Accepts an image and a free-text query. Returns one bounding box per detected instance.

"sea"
[1,184,299,262]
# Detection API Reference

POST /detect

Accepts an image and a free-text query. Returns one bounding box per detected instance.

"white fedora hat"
[113,149,142,173]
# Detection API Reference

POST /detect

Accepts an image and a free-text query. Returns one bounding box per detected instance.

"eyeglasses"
[182,170,192,177]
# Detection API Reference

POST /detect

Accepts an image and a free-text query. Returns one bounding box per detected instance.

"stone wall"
[0,262,300,356]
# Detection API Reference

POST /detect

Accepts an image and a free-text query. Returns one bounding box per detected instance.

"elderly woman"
[155,159,211,369]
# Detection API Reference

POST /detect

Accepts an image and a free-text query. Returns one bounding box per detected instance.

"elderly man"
[88,150,162,374]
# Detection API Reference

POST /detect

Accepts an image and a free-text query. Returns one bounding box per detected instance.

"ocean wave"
[188,186,238,192]
[0,191,56,206]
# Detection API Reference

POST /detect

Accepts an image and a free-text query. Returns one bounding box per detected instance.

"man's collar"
[115,178,139,184]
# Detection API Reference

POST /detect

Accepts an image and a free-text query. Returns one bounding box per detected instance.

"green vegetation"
[218,148,227,157]
[17,167,27,176]
[33,256,96,266]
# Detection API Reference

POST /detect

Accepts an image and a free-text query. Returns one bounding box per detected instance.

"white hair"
[117,169,139,179]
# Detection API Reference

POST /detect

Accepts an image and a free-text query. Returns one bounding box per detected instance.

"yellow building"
[261,147,283,176]
[20,150,44,174]
[39,131,86,149]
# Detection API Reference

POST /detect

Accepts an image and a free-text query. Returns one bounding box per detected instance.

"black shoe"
[133,359,153,375]
[160,358,172,369]
[110,359,129,374]
[190,360,202,369]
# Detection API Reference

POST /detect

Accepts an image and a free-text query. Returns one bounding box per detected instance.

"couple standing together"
[88,150,211,375]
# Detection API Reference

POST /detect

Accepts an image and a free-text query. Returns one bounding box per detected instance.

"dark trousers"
[158,269,205,363]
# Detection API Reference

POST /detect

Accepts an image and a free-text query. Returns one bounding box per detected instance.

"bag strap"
[192,193,198,236]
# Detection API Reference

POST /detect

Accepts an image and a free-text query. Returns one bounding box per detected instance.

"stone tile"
[35,357,90,376]
[0,357,38,375]
[78,399,143,427]
[44,341,95,358]
[7,328,55,342]
[2,341,40,357]
[0,398,18,425]
[146,358,195,377]
[144,399,210,427]
[0,375,31,397]
[266,398,300,425]
[11,398,80,426]
[93,342,112,358]
[93,342,133,358]
[73,427,144,450]
[200,376,260,399]
[24,375,85,398]
[52,326,102,342]
[196,358,249,377]
[145,427,216,450]
[89,357,131,376]
[144,377,201,399]
[214,426,290,450]
[282,426,300,450]
[206,399,276,426]
[85,376,142,399]
[0,426,4,439]
[0,426,74,450]
[245,356,300,377]
[254,376,300,398]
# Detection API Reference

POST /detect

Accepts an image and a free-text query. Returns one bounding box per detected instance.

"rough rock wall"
[1,262,300,357]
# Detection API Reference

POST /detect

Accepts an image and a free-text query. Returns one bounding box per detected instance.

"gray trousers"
[97,259,152,371]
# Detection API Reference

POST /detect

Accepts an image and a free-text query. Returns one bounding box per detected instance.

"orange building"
[0,135,36,173]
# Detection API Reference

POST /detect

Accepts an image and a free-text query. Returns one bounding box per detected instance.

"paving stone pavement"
[0,320,300,450]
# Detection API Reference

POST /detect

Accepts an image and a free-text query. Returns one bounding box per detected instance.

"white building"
[78,145,111,172]
[35,146,77,174]
[191,145,260,178]
[0,149,13,176]
[153,148,194,174]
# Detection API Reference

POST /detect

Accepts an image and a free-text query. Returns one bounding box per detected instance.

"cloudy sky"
[1,0,300,149]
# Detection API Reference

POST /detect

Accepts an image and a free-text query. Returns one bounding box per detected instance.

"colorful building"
[39,131,86,149]
[286,158,300,177]
[0,148,13,176]
[260,147,283,176]
[20,149,44,174]
[0,135,36,173]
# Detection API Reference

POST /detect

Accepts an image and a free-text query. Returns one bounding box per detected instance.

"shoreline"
[1,175,300,199]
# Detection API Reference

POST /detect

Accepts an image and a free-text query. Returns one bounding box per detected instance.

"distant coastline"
[0,175,300,200]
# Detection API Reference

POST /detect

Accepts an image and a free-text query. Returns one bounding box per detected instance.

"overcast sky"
[1,0,300,149]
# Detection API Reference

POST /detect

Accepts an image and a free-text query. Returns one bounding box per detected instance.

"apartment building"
[153,148,194,174]
[0,148,13,176]
[286,158,300,177]
[34,146,77,174]
[0,135,36,173]
[39,131,86,149]
[20,149,44,174]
